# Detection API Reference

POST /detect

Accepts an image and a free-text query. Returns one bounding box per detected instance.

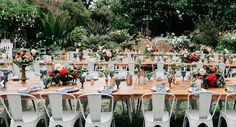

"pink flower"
[20,48,24,52]
[106,51,112,57]
[24,53,31,59]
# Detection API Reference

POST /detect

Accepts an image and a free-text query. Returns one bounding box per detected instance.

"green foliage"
[0,0,39,39]
[109,30,132,44]
[217,32,236,53]
[70,26,87,44]
[58,1,90,26]
[39,11,76,47]
[81,34,104,51]
[191,18,220,48]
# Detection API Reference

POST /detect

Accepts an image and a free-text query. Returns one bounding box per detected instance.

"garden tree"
[191,18,220,48]
[58,1,91,26]
[38,11,76,48]
[0,0,39,47]
[118,0,236,36]
[81,34,105,51]
[70,26,87,46]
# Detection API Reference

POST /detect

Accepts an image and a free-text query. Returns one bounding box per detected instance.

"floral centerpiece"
[202,46,212,54]
[98,49,116,61]
[143,45,156,58]
[181,51,199,63]
[13,48,35,83]
[193,66,225,88]
[41,64,87,86]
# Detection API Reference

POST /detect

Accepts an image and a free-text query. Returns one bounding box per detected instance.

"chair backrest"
[78,93,114,123]
[196,62,203,70]
[224,93,236,111]
[40,92,77,121]
[33,61,41,75]
[155,69,165,80]
[156,62,164,70]
[187,92,220,119]
[128,61,135,76]
[87,62,95,72]
[141,92,175,121]
[0,93,38,122]
[214,53,219,61]
[108,61,116,71]
[216,63,226,75]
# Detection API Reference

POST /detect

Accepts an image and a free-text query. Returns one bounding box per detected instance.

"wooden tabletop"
[1,76,235,100]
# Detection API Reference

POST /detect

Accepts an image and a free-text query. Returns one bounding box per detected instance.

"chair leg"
[112,117,116,127]
[182,117,187,127]
[4,116,9,127]
[217,116,222,127]
[175,100,182,120]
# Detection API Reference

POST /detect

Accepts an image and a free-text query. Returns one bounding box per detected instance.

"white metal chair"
[218,93,236,127]
[87,61,95,72]
[156,62,164,71]
[0,93,47,127]
[0,105,9,127]
[40,92,80,127]
[128,61,135,76]
[141,92,176,127]
[183,91,221,127]
[215,63,226,77]
[78,93,114,127]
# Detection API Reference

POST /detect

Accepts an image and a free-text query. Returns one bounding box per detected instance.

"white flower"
[147,48,152,51]
[199,68,206,75]
[77,43,81,47]
[53,64,63,71]
[31,49,37,55]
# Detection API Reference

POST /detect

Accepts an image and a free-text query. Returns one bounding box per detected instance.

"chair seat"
[144,111,170,122]
[50,111,79,122]
[221,110,236,120]
[186,110,211,120]
[86,112,112,124]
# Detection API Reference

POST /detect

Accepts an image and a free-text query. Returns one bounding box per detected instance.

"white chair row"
[0,93,114,127]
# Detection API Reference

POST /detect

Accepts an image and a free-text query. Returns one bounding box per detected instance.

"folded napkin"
[101,86,114,94]
[57,86,79,93]
[226,85,236,93]
[18,87,42,94]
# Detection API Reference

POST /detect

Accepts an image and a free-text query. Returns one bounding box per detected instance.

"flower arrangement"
[143,45,156,58]
[13,48,34,67]
[193,66,225,88]
[202,46,212,54]
[41,64,87,86]
[181,51,199,63]
[99,49,116,61]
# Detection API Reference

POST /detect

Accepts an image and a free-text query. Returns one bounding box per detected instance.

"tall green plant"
[39,12,76,47]
[81,34,104,51]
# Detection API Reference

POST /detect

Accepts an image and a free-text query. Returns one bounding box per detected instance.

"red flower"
[198,76,203,80]
[48,70,54,76]
[207,74,217,84]
[214,67,218,72]
[189,54,198,61]
[60,69,68,77]
[53,70,59,74]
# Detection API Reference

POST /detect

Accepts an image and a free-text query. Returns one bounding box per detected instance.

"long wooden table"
[74,60,236,68]
[1,76,235,100]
